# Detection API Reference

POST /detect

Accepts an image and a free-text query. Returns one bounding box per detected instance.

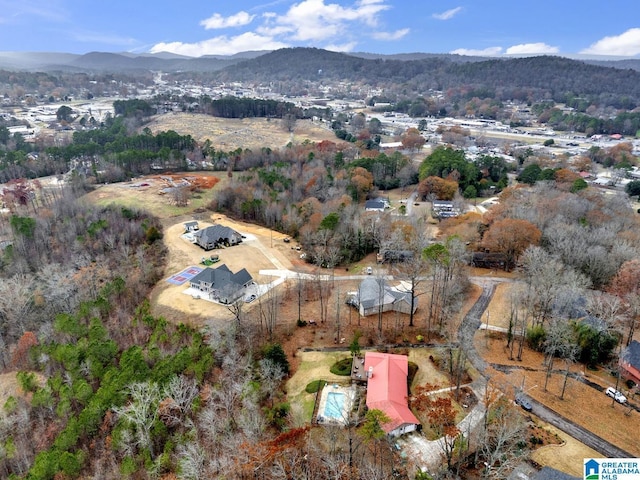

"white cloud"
[150,32,289,57]
[0,0,67,24]
[200,11,255,30]
[580,28,640,56]
[325,41,358,52]
[151,0,404,56]
[505,43,559,55]
[450,47,503,56]
[372,28,410,41]
[263,0,391,42]
[432,7,462,21]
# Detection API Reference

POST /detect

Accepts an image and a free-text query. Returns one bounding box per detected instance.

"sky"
[1,0,640,58]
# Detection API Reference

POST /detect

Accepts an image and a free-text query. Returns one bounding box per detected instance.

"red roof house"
[620,340,640,385]
[364,352,420,437]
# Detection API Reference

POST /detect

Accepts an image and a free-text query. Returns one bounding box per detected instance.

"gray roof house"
[533,466,579,480]
[353,277,417,317]
[193,225,243,251]
[190,264,253,304]
[365,198,389,212]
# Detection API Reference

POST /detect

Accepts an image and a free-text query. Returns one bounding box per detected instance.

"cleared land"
[145,113,342,151]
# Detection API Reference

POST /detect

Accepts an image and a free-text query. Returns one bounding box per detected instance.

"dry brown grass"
[145,113,343,151]
[479,334,640,457]
[530,424,600,478]
[149,213,301,325]
[484,282,514,329]
[84,172,226,219]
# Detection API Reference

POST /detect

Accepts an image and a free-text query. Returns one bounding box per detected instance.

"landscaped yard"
[530,424,601,478]
[286,347,477,430]
[286,351,352,426]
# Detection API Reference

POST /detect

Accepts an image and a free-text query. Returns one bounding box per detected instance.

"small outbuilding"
[184,221,199,232]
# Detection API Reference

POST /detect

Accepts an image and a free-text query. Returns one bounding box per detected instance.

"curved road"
[460,278,633,458]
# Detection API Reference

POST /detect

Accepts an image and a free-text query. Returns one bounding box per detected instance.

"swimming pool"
[324,391,346,419]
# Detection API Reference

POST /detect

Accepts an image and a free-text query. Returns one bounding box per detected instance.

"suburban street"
[459,280,634,460]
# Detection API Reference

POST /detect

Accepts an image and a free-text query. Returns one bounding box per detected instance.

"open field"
[145,113,343,151]
[84,173,225,219]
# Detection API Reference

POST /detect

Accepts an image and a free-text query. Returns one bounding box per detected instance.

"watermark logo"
[584,459,599,480]
[584,458,640,480]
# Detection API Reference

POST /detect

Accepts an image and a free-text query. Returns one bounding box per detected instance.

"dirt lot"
[150,214,311,325]
[145,113,342,151]
[84,173,225,219]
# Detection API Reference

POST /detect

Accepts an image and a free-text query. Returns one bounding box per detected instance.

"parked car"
[244,294,257,303]
[366,266,373,275]
[605,387,627,404]
[515,394,533,412]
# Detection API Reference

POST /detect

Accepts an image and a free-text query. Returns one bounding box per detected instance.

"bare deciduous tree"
[478,397,528,479]
[113,381,161,456]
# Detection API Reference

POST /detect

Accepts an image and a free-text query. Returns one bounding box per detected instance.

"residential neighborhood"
[2,34,640,480]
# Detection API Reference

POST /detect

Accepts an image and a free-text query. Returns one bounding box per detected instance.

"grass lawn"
[287,351,353,426]
[408,348,458,388]
[484,281,514,329]
[287,348,475,429]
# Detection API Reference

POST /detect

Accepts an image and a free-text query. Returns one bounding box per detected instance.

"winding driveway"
[459,278,633,458]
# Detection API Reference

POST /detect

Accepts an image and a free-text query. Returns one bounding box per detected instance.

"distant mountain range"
[1,49,639,73]
[2,48,640,106]
[0,50,269,72]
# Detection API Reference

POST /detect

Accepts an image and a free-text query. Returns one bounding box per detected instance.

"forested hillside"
[211,49,640,107]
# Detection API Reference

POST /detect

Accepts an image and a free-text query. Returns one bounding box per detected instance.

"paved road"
[459,279,634,459]
[517,394,632,458]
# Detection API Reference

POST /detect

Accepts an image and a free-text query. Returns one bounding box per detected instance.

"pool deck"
[316,383,356,425]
